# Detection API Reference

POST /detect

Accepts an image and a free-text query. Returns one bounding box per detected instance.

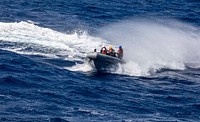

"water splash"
[99,19,200,76]
[0,21,105,60]
[65,62,94,72]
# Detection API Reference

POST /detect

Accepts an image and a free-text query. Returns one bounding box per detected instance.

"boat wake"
[0,21,105,60]
[0,20,200,76]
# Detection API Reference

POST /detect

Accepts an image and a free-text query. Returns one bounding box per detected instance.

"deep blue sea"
[0,0,200,121]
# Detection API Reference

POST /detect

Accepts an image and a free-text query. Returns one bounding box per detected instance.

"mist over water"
[99,19,200,76]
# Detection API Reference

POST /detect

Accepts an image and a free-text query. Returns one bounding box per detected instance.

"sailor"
[100,45,107,54]
[117,46,123,59]
[108,45,116,57]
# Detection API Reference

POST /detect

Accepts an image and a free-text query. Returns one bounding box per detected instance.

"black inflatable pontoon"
[86,52,125,70]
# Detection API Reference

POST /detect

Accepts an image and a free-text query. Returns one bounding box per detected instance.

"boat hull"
[86,52,125,71]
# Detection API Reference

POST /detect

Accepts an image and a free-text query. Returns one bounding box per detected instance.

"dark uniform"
[117,46,123,59]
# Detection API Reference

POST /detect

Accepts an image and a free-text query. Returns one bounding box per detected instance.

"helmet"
[109,45,112,50]
[119,46,122,48]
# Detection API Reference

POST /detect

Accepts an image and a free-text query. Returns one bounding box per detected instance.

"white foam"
[65,62,93,72]
[99,19,200,76]
[0,21,106,60]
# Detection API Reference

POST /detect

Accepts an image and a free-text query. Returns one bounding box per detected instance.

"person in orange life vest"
[100,45,107,54]
[117,46,123,59]
[108,45,116,57]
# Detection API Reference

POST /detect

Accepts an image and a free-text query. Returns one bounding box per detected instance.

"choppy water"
[0,0,200,121]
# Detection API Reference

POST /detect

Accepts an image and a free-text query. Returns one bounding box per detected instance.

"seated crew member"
[100,45,107,54]
[117,46,123,59]
[108,45,116,57]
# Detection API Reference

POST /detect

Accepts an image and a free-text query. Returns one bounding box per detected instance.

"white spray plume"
[99,19,200,76]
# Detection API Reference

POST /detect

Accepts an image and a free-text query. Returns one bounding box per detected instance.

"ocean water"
[0,0,200,121]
